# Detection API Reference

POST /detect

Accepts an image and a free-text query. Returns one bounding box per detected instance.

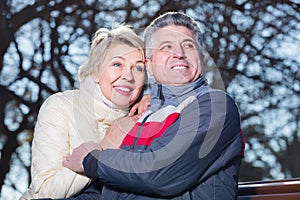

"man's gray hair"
[143,12,203,58]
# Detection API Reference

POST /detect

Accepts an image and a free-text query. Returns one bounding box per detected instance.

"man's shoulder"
[196,88,237,105]
[179,89,239,118]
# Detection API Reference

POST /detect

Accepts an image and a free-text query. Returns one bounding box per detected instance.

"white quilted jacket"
[20,76,128,199]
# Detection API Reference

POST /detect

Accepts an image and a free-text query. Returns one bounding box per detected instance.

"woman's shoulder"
[46,89,78,102]
[41,89,79,109]
[36,90,80,121]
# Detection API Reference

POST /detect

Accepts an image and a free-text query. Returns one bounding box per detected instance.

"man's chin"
[166,78,193,86]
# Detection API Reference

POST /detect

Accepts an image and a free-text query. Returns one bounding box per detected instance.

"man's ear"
[145,58,153,76]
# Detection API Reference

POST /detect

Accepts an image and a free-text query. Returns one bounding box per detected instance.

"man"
[62,12,244,199]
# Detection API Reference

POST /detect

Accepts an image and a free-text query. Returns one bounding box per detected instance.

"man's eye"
[160,45,172,50]
[183,42,195,49]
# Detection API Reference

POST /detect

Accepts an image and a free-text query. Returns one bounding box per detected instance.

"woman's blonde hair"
[78,25,144,82]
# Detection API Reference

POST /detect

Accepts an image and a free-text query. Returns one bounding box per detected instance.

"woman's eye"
[133,65,145,72]
[113,62,122,67]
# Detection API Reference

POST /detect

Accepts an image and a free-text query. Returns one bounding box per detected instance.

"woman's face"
[93,43,145,108]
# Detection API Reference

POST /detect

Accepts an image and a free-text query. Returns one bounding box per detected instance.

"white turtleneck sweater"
[20,76,128,199]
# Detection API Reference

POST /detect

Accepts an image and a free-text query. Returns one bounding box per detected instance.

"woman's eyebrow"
[136,60,145,64]
[111,56,125,60]
[112,56,144,64]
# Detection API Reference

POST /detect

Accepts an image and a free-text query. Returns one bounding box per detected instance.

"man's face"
[146,25,202,86]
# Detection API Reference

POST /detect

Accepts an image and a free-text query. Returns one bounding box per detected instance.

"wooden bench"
[238,178,300,199]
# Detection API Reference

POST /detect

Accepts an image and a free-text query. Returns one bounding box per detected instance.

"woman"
[20,25,147,199]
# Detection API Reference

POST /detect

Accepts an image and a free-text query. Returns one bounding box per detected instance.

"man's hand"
[62,141,102,173]
[100,116,139,150]
[128,94,150,117]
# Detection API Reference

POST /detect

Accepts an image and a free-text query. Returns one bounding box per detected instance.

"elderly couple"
[20,12,244,200]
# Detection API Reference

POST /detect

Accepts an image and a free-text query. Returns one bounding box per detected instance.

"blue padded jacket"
[81,77,244,200]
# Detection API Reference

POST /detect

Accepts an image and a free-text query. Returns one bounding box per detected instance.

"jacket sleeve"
[27,94,90,198]
[83,90,243,197]
[35,180,103,200]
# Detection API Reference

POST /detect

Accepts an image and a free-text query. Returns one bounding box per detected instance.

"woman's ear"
[91,72,100,83]
[145,58,153,76]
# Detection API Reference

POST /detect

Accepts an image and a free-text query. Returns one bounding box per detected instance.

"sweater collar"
[79,76,128,118]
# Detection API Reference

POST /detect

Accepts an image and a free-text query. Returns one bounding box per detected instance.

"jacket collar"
[149,77,208,111]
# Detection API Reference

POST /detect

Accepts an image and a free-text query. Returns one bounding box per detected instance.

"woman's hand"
[128,94,150,117]
[100,116,139,150]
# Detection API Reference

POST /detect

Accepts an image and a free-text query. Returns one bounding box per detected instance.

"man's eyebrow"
[182,38,197,44]
[158,39,196,46]
[158,41,172,46]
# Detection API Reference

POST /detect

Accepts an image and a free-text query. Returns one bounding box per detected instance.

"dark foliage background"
[0,0,299,199]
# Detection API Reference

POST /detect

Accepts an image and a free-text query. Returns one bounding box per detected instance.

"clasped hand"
[63,116,138,173]
[62,141,102,173]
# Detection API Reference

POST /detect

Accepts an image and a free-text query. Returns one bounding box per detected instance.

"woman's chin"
[113,100,131,109]
[111,94,138,109]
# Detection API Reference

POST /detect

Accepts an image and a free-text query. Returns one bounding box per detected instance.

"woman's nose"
[122,68,134,82]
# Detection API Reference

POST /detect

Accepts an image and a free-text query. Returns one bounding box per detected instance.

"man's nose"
[172,46,186,58]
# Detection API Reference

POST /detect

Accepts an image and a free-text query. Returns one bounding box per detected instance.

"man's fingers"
[131,115,139,122]
[64,154,70,161]
[128,103,139,117]
[138,102,149,117]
